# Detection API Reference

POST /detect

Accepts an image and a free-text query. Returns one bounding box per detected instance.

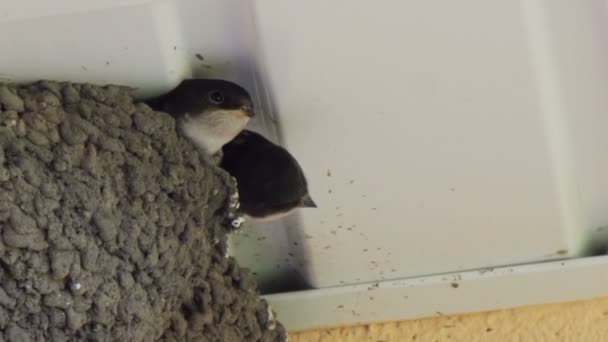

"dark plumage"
[221,130,316,220]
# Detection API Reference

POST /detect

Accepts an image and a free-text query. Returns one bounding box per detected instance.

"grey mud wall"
[0,81,286,341]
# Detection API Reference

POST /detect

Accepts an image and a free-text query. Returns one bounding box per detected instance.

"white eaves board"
[238,0,608,289]
[264,255,608,331]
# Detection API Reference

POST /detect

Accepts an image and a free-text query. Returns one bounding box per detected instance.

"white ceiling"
[241,0,608,288]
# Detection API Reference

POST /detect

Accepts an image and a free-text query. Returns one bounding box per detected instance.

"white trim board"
[264,255,608,331]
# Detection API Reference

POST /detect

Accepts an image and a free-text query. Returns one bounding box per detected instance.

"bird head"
[147,79,255,154]
[198,80,255,119]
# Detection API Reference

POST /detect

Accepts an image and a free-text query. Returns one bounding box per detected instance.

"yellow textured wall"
[289,296,608,341]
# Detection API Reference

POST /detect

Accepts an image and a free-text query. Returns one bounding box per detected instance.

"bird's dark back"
[221,130,308,215]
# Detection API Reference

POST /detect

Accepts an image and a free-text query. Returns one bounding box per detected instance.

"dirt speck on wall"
[0,81,287,341]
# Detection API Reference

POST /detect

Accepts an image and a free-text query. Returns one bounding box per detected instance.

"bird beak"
[299,194,317,208]
[240,105,254,118]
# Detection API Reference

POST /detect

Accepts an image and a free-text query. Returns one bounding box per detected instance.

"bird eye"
[208,91,224,104]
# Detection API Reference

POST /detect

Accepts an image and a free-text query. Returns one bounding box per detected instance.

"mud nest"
[0,81,287,341]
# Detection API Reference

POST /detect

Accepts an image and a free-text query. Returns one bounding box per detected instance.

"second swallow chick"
[221,130,317,221]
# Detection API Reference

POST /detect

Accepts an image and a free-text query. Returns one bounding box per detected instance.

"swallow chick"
[145,79,254,155]
[220,130,317,221]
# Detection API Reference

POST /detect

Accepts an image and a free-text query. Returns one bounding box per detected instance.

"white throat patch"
[181,109,250,155]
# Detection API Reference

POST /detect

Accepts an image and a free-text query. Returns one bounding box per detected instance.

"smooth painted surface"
[246,0,608,289]
[0,0,190,98]
[265,255,608,331]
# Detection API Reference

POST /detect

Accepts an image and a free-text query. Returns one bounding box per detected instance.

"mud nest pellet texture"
[0,81,287,341]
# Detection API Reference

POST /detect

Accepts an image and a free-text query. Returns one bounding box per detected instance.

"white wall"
[242,0,608,289]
